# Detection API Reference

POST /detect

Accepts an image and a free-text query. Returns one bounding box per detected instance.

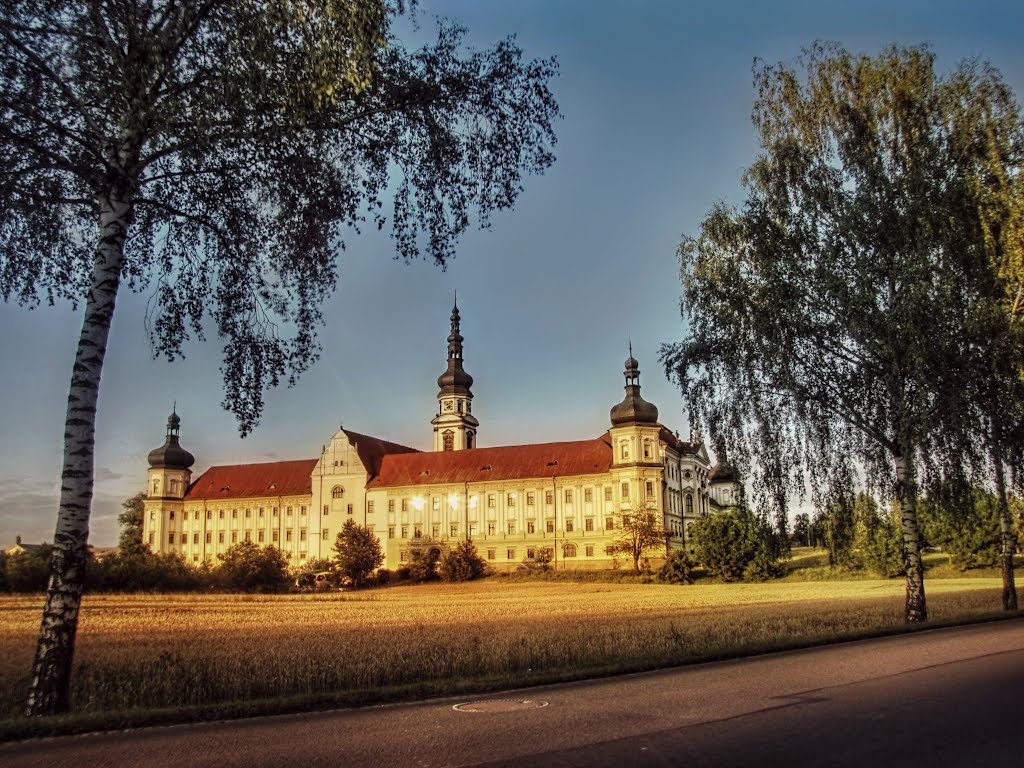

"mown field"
[0,577,1013,734]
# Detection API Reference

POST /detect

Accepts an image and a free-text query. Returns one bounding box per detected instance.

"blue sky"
[2,0,1022,547]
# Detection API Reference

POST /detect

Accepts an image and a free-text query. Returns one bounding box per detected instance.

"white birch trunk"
[894,452,927,623]
[990,436,1018,612]
[25,187,131,716]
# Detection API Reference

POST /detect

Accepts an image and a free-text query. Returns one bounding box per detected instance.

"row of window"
[181,552,309,563]
[154,528,314,546]
[385,516,623,540]
[379,483,656,514]
[487,544,592,560]
[166,503,362,522]
[168,505,308,521]
[619,438,656,461]
[151,478,182,495]
[399,544,595,562]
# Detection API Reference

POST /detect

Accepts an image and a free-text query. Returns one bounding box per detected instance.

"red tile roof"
[367,436,613,488]
[342,429,420,475]
[185,459,318,501]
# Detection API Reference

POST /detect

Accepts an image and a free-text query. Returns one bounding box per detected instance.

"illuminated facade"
[142,303,739,571]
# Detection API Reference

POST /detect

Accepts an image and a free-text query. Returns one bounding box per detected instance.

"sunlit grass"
[0,578,1011,726]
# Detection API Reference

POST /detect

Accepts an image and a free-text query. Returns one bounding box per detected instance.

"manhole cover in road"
[452,699,549,713]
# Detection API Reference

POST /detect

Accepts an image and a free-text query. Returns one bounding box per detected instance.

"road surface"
[3,619,1022,767]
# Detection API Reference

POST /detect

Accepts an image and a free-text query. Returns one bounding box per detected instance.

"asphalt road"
[3,620,1023,767]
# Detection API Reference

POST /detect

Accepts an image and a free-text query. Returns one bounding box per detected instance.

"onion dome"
[147,409,195,469]
[610,351,659,426]
[437,300,474,394]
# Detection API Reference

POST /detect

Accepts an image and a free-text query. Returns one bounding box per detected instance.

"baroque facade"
[142,303,740,571]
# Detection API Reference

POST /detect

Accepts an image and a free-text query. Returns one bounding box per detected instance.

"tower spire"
[433,298,478,451]
[610,347,659,426]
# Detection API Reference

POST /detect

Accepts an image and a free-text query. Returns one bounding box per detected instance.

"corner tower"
[432,300,479,451]
[146,409,195,499]
[608,349,662,467]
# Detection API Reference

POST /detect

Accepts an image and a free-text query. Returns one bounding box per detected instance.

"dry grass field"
[0,577,1011,727]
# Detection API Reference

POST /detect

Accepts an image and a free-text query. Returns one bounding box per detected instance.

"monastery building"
[142,303,740,571]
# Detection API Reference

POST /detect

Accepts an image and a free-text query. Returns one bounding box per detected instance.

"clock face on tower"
[444,401,454,411]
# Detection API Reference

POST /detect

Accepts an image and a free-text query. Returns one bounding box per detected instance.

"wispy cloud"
[94,466,125,482]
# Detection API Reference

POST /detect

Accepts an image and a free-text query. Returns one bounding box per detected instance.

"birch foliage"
[0,0,559,715]
[663,44,1022,622]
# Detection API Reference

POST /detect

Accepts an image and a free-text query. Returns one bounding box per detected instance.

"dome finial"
[610,349,658,426]
[150,409,194,469]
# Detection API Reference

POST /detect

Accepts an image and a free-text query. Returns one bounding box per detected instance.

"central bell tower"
[431,299,479,451]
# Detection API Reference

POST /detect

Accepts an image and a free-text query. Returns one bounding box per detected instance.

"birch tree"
[0,0,558,715]
[662,44,1020,623]
[943,61,1024,609]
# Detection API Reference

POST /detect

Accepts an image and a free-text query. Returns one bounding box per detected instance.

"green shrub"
[439,541,488,582]
[218,542,291,592]
[690,507,782,582]
[658,551,695,584]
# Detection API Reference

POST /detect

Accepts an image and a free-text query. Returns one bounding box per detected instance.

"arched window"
[443,430,454,451]
[466,432,474,449]
[332,486,344,499]
[563,542,578,558]
[685,494,693,517]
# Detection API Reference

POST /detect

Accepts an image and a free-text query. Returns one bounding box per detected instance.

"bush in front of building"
[406,541,442,583]
[690,506,782,582]
[88,549,206,592]
[439,540,488,582]
[217,541,291,592]
[658,550,695,585]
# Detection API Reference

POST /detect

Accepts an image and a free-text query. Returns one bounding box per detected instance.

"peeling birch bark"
[25,187,131,716]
